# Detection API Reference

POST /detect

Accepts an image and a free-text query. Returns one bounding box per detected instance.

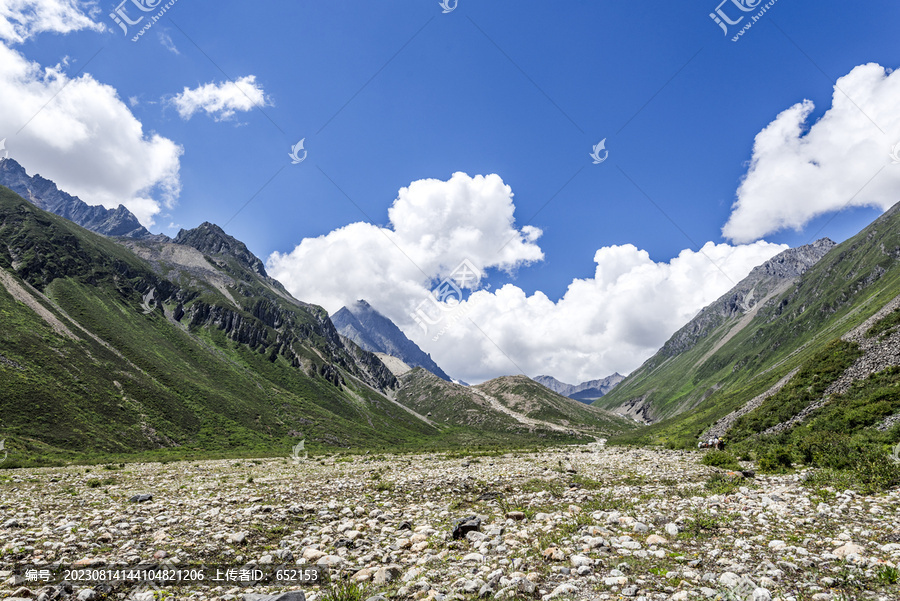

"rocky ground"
[1,443,899,601]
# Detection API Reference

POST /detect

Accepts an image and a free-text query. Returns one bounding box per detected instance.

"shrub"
[758,447,793,473]
[700,450,741,470]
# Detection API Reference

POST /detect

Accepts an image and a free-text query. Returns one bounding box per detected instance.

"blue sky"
[2,0,899,383]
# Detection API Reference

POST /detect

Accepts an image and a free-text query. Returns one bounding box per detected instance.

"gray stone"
[451,515,481,540]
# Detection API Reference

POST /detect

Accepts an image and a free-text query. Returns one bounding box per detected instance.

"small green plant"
[679,511,727,538]
[876,564,899,585]
[704,473,743,495]
[321,579,369,601]
[86,478,102,488]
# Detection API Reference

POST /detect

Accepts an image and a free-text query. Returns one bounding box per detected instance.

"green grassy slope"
[476,375,633,435]
[394,369,635,447]
[603,201,900,448]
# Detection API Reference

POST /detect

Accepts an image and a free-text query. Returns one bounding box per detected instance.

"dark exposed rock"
[129,494,153,503]
[451,515,481,539]
[174,222,267,277]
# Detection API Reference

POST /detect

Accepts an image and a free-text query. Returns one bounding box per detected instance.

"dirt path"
[470,387,571,433]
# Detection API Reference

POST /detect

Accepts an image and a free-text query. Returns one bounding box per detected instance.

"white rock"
[833,542,863,558]
[570,554,591,568]
[542,583,578,601]
[718,572,741,588]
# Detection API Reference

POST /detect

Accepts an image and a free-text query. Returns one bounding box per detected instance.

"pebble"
[0,446,895,601]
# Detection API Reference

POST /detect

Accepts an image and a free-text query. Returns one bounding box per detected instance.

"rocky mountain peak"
[749,238,836,280]
[174,222,267,277]
[655,239,836,360]
[332,300,452,381]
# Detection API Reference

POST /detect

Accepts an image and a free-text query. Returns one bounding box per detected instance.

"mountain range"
[2,155,899,466]
[0,164,630,465]
[532,374,625,403]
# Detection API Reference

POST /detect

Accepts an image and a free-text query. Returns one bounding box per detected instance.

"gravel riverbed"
[1,443,898,601]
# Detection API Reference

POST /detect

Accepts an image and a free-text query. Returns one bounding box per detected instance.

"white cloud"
[424,241,786,384]
[268,172,786,384]
[171,76,270,121]
[0,42,183,226]
[267,172,544,314]
[723,63,900,243]
[158,30,179,55]
[0,0,103,44]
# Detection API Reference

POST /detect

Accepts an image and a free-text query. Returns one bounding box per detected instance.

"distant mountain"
[0,158,152,238]
[332,300,452,381]
[395,369,633,442]
[533,373,624,403]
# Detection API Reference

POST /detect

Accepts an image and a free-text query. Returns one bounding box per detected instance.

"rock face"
[656,239,835,360]
[174,222,267,277]
[0,158,152,238]
[533,374,625,403]
[332,300,452,381]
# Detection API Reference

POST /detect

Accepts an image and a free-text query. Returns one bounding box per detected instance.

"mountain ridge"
[602,201,900,450]
[533,373,624,403]
[0,158,153,239]
[596,238,837,423]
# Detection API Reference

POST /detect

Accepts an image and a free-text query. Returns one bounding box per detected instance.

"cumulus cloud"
[268,172,786,384]
[0,0,103,44]
[0,43,183,226]
[171,76,270,121]
[267,172,544,314]
[424,241,786,384]
[723,63,900,243]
